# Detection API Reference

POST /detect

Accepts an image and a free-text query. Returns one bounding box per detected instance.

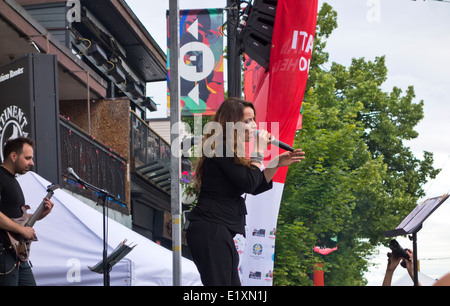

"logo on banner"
[180,43,215,83]
[252,229,266,237]
[180,41,215,109]
[234,236,245,255]
[252,243,263,256]
[249,270,262,280]
[269,228,276,239]
[0,105,30,161]
[265,270,273,281]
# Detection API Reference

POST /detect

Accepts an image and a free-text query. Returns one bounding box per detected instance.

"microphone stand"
[70,174,116,286]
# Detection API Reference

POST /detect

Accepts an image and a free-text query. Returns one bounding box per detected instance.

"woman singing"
[186,98,305,286]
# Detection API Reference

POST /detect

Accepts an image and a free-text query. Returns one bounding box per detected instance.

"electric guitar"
[7,184,59,261]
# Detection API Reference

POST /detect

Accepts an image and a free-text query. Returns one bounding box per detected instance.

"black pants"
[0,243,36,286]
[186,220,241,286]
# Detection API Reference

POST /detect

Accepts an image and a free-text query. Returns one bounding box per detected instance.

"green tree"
[273,3,440,286]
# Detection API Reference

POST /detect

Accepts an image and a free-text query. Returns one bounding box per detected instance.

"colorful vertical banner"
[237,0,319,286]
[167,9,224,117]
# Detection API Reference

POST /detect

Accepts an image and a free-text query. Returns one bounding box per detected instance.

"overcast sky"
[322,0,450,285]
[125,0,450,285]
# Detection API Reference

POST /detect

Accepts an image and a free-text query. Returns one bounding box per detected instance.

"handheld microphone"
[67,167,81,181]
[254,130,294,152]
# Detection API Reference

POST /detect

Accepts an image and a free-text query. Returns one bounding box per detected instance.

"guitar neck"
[25,190,55,228]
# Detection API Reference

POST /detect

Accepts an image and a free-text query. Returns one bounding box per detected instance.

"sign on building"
[0,53,61,183]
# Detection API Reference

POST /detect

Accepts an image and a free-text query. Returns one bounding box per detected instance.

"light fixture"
[141,97,157,112]
[126,82,144,99]
[87,43,108,66]
[108,65,126,84]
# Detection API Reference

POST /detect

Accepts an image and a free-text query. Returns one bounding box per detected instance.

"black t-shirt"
[188,156,272,236]
[0,166,25,246]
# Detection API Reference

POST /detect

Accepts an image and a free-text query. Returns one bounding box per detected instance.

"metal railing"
[130,111,171,192]
[60,117,127,210]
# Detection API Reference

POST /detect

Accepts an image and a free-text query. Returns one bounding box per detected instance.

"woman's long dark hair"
[192,97,255,192]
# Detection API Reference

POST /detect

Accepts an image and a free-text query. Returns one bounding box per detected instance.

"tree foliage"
[273,3,440,286]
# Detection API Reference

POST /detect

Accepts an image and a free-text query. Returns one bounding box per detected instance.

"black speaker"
[252,0,277,17]
[247,10,275,39]
[238,0,278,70]
[240,29,272,70]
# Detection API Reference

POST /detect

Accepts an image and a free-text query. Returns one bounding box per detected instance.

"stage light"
[87,43,108,66]
[108,65,126,84]
[126,82,144,99]
[141,97,157,112]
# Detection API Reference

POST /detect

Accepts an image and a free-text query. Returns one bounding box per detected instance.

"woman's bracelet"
[251,157,263,164]
[251,152,264,164]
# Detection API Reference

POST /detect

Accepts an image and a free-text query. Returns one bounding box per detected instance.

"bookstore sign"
[0,64,31,162]
[0,53,61,183]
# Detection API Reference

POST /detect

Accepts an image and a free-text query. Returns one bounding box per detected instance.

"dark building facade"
[0,0,182,254]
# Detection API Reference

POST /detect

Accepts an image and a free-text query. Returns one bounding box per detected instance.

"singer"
[0,137,54,286]
[186,98,305,286]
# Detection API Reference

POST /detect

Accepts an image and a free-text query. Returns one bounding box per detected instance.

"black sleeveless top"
[188,156,272,236]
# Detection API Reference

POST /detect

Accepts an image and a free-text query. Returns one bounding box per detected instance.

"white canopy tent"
[17,172,201,286]
[392,271,437,286]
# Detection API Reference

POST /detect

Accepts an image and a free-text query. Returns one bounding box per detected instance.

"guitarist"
[0,137,54,286]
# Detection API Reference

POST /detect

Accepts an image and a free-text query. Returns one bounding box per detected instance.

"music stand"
[88,239,136,275]
[68,171,116,286]
[383,194,449,286]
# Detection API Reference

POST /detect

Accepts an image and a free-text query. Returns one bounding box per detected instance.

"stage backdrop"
[167,9,224,117]
[237,0,319,286]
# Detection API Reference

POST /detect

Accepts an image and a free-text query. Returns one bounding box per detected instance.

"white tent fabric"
[17,172,201,286]
[392,271,437,286]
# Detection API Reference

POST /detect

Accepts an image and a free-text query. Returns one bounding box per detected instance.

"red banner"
[239,0,319,286]
[252,0,318,183]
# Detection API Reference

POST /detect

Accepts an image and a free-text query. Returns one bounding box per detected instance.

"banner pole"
[227,0,242,97]
[169,0,182,286]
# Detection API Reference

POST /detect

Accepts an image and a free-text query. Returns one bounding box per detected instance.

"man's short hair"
[3,137,35,162]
